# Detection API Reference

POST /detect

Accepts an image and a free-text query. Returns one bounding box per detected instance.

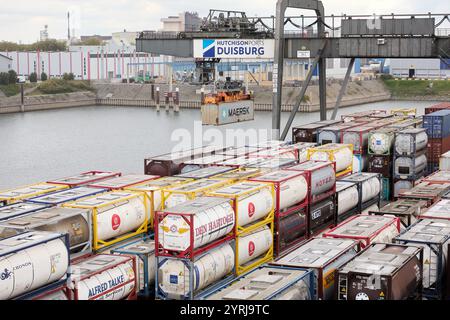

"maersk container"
[203,265,315,300]
[0,206,91,255]
[335,181,359,223]
[271,237,358,300]
[395,128,428,156]
[368,128,398,155]
[162,178,231,209]
[111,236,155,298]
[292,120,341,143]
[175,166,234,180]
[0,202,50,222]
[395,219,450,299]
[201,99,255,125]
[69,253,137,300]
[338,243,423,300]
[323,215,401,249]
[156,197,234,253]
[423,109,450,139]
[372,199,428,228]
[317,122,361,145]
[309,197,336,236]
[63,191,149,251]
[156,241,235,300]
[47,170,122,188]
[394,154,427,180]
[419,199,450,221]
[26,186,107,206]
[0,182,69,206]
[0,231,70,300]
[87,174,160,190]
[180,155,235,173]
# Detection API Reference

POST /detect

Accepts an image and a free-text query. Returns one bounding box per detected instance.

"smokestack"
[67,11,70,41]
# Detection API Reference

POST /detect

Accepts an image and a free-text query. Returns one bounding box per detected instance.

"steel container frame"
[47,170,122,187]
[87,174,160,190]
[0,182,69,206]
[306,144,353,178]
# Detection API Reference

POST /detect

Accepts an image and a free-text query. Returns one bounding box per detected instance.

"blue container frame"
[111,232,155,298]
[155,240,236,300]
[25,186,107,205]
[0,202,51,221]
[196,265,316,300]
[394,222,450,300]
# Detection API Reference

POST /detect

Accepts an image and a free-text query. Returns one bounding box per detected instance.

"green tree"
[8,70,17,84]
[41,72,48,81]
[0,72,9,85]
[0,39,67,52]
[29,72,38,83]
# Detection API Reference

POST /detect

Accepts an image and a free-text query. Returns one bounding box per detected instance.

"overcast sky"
[0,0,447,43]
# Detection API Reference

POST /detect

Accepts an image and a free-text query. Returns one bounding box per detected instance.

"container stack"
[206,181,275,273]
[248,170,307,257]
[337,243,423,300]
[423,110,450,175]
[307,143,353,178]
[271,237,358,300]
[368,127,398,200]
[317,122,363,145]
[393,128,428,197]
[341,126,374,173]
[394,219,450,300]
[154,197,236,300]
[339,173,382,214]
[284,160,337,238]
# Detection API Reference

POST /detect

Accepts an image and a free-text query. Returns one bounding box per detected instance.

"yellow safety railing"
[307,144,354,178]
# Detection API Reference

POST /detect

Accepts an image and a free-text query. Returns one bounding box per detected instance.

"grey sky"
[1,0,447,43]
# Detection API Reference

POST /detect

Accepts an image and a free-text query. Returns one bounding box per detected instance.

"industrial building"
[0,53,12,72]
[388,58,450,79]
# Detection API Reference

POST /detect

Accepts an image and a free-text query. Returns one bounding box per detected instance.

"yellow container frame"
[306,144,354,177]
[212,168,262,183]
[64,192,148,251]
[125,178,194,229]
[0,182,69,206]
[390,108,417,117]
[206,182,275,236]
[235,220,275,276]
[161,179,233,210]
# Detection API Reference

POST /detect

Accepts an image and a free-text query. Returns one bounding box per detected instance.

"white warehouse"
[0,53,12,73]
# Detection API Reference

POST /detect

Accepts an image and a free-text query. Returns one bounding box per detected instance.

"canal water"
[0,100,437,189]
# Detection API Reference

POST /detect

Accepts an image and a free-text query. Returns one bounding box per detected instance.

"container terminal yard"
[1,0,450,310]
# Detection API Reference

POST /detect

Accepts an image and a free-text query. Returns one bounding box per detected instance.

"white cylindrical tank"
[158,243,235,298]
[369,131,395,155]
[287,161,336,197]
[318,130,340,144]
[336,182,359,215]
[310,147,353,172]
[395,130,428,155]
[158,198,235,251]
[0,236,69,300]
[361,176,381,203]
[343,131,369,153]
[394,180,415,197]
[394,155,427,178]
[237,227,273,265]
[74,260,136,300]
[353,155,368,173]
[96,197,147,241]
[253,171,308,210]
[211,182,273,227]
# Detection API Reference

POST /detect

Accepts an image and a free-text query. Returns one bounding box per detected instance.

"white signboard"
[193,39,275,59]
[297,50,311,58]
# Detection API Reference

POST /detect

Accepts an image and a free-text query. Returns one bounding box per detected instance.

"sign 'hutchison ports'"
[193,39,275,59]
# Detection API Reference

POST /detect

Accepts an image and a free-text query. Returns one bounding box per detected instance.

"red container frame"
[249,170,309,216]
[154,210,235,260]
[284,161,337,205]
[397,181,450,207]
[425,102,450,115]
[70,253,138,300]
[47,170,122,187]
[274,203,308,257]
[29,285,72,300]
[322,215,401,249]
[341,126,379,154]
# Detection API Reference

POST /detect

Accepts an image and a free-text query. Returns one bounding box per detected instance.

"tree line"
[0,38,104,52]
